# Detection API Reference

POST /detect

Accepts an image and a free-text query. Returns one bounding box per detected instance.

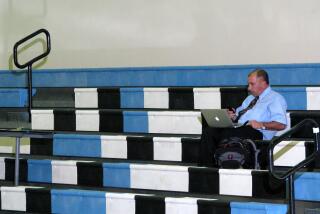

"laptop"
[201,109,242,128]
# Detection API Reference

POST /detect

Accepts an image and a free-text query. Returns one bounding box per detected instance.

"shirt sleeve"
[268,95,287,125]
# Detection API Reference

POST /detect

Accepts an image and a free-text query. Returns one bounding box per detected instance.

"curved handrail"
[13,29,51,122]
[268,118,320,180]
[13,28,51,69]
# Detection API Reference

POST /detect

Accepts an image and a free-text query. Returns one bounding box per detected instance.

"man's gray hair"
[248,68,269,84]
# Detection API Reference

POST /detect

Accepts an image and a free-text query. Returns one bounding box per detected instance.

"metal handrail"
[268,118,320,214]
[268,119,320,179]
[13,29,51,122]
[0,129,53,186]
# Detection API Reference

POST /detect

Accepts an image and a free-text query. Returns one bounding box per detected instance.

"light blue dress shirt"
[236,87,287,140]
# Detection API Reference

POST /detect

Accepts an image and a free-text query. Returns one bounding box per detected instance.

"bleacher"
[0,66,320,213]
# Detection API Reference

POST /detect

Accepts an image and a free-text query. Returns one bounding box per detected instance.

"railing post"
[28,65,32,122]
[0,130,53,186]
[14,137,21,186]
[288,174,295,214]
[313,127,320,154]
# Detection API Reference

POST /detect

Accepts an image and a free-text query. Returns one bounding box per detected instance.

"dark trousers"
[199,125,263,166]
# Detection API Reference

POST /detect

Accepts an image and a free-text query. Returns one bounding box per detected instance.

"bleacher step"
[0,182,292,214]
[2,86,320,110]
[0,134,317,168]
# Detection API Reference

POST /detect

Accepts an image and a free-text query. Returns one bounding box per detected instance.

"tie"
[234,96,259,122]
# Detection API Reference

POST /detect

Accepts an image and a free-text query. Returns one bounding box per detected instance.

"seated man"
[199,68,287,166]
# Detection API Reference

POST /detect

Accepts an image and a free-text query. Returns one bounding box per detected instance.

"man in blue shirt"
[199,69,287,166]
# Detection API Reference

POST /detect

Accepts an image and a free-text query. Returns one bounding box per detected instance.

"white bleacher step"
[0,186,43,212]
[74,87,223,110]
[31,109,203,134]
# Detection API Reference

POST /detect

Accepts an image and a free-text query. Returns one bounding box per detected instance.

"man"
[199,68,287,166]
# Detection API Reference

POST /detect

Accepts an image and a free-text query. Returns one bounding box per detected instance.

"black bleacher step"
[220,87,248,109]
[0,108,30,129]
[168,87,194,109]
[33,88,75,108]
[290,110,320,138]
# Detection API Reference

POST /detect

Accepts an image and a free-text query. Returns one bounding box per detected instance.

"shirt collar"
[258,86,271,100]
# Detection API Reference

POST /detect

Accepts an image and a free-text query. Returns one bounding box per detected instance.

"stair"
[0,84,319,213]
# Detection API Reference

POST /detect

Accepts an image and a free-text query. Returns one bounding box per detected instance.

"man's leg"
[199,126,222,166]
[220,125,263,140]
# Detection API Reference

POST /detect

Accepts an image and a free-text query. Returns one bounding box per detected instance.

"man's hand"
[227,108,236,121]
[248,120,264,129]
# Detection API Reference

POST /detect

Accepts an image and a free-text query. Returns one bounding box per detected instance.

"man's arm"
[249,93,287,131]
[248,120,286,131]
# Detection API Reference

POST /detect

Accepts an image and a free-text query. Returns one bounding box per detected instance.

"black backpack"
[214,137,260,169]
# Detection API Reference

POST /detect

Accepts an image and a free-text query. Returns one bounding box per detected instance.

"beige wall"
[1,0,320,70]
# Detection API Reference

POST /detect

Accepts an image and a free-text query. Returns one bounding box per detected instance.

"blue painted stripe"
[123,111,148,133]
[273,87,307,110]
[27,159,52,183]
[0,71,27,87]
[230,202,287,214]
[53,134,101,157]
[295,172,320,201]
[2,63,320,87]
[103,163,130,188]
[120,88,144,108]
[51,189,106,214]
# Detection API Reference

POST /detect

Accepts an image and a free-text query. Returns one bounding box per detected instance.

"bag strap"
[242,139,260,169]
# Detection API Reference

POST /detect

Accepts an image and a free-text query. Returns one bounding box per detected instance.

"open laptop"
[201,109,242,128]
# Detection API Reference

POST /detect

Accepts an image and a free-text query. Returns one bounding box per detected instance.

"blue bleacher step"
[0,133,201,163]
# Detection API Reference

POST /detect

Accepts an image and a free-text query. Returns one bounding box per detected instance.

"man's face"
[247,74,267,96]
